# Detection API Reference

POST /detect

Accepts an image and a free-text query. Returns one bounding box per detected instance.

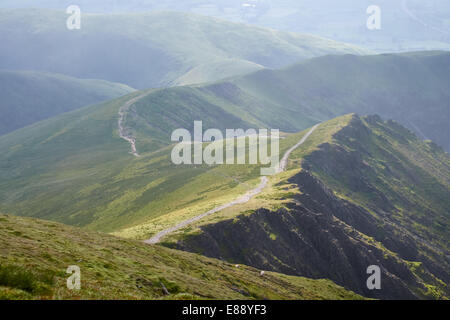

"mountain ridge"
[132,50,450,151]
[166,115,450,300]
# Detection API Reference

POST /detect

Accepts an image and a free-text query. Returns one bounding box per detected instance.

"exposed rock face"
[175,173,414,299]
[173,115,450,300]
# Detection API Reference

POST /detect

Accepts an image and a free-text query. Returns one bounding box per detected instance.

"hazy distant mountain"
[2,0,449,52]
[0,8,369,89]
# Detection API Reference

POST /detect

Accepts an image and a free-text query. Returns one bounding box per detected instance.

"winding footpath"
[145,123,320,244]
[118,93,149,157]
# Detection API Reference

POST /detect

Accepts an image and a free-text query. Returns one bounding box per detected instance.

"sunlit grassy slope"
[172,59,265,86]
[0,85,322,233]
[0,9,369,89]
[0,70,135,135]
[0,214,364,300]
[134,115,353,242]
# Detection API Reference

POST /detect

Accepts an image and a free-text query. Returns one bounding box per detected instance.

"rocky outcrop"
[174,171,420,299]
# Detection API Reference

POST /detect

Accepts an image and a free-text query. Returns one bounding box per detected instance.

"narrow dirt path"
[145,123,320,244]
[277,123,320,173]
[118,93,149,157]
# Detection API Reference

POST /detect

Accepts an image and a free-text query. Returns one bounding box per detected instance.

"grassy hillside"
[0,70,134,135]
[129,51,450,151]
[0,88,309,233]
[0,8,370,89]
[0,214,363,300]
[167,115,450,299]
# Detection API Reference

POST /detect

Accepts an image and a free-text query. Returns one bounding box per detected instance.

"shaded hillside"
[172,115,450,300]
[126,51,450,151]
[234,51,450,151]
[0,9,369,89]
[0,70,134,135]
[0,214,363,300]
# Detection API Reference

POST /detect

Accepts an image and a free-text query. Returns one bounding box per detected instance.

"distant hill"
[0,8,370,89]
[2,0,449,52]
[172,59,264,86]
[125,51,450,152]
[0,70,135,135]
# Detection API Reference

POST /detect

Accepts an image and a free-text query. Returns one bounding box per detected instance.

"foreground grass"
[0,214,363,300]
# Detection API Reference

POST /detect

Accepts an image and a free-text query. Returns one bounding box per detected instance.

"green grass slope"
[0,8,370,89]
[0,214,363,300]
[0,70,135,135]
